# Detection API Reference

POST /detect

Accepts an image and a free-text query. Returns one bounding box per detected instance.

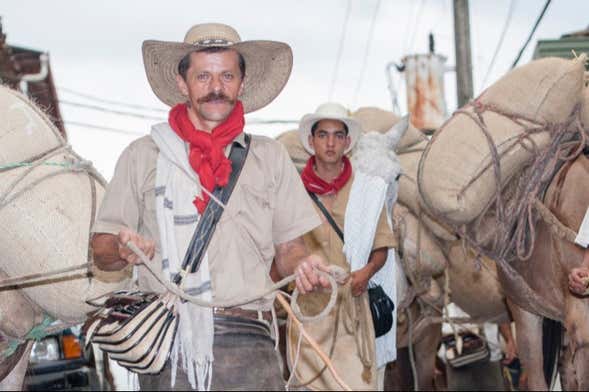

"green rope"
[24,314,56,341]
[1,315,56,358]
[0,161,73,170]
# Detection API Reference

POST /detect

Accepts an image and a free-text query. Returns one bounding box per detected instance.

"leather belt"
[213,307,273,323]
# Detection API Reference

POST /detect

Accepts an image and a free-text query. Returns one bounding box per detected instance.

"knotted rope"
[127,242,352,391]
[417,99,588,321]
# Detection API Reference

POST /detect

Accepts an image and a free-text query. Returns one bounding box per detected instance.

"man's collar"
[233,132,247,147]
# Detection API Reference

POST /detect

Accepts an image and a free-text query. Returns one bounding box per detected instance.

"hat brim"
[142,40,293,113]
[298,114,362,154]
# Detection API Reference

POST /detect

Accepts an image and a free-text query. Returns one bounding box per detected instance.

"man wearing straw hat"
[286,102,397,390]
[90,23,330,390]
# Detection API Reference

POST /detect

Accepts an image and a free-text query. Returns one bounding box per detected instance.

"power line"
[246,118,298,125]
[481,0,517,87]
[510,0,551,69]
[65,121,146,136]
[58,86,167,113]
[352,0,382,107]
[60,99,167,121]
[61,98,298,125]
[408,0,427,53]
[328,0,352,101]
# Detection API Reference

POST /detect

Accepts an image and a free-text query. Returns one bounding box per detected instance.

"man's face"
[309,119,351,165]
[176,49,244,126]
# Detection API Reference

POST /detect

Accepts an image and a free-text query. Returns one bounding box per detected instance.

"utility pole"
[453,0,474,107]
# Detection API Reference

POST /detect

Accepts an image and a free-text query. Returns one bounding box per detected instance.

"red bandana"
[168,101,245,213]
[301,156,352,195]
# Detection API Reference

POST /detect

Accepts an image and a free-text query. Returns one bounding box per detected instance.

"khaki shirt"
[303,174,397,272]
[92,132,321,310]
[291,174,396,390]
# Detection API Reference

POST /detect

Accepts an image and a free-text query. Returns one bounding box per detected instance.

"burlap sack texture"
[444,242,510,323]
[582,83,589,127]
[353,107,457,241]
[419,55,587,225]
[0,86,129,323]
[397,141,457,241]
[392,203,448,279]
[351,106,426,153]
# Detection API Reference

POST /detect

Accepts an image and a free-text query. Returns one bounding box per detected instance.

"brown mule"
[504,152,589,390]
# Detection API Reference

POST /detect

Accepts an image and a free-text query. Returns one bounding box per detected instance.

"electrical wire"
[59,99,166,121]
[351,0,382,107]
[481,0,517,87]
[328,0,353,101]
[65,121,145,136]
[404,0,425,54]
[59,99,297,125]
[408,0,427,53]
[58,86,168,113]
[510,0,552,69]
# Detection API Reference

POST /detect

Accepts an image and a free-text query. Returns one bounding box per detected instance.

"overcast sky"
[2,0,588,178]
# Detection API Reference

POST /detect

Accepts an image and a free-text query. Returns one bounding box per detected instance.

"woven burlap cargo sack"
[446,242,509,322]
[0,86,130,323]
[582,85,589,128]
[393,203,447,278]
[352,106,427,152]
[419,56,586,224]
[275,129,310,172]
[398,140,457,241]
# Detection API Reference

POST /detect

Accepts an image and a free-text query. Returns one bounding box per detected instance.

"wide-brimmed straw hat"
[142,23,293,113]
[299,102,362,154]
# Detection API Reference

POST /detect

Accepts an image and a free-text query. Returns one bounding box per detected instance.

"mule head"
[351,116,408,216]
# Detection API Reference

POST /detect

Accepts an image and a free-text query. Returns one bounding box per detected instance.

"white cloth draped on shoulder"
[575,206,589,248]
[343,171,397,368]
[151,122,215,391]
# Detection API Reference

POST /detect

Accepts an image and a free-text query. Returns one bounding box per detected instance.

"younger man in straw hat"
[286,102,397,390]
[90,23,329,390]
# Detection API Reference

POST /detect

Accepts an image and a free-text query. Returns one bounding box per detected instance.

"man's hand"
[568,267,589,295]
[294,254,332,295]
[350,266,372,297]
[502,338,518,364]
[117,228,155,265]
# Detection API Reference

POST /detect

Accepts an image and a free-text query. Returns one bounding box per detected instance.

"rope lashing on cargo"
[0,244,352,390]
[418,101,587,263]
[126,242,353,391]
[0,144,106,211]
[417,101,587,322]
[0,315,65,359]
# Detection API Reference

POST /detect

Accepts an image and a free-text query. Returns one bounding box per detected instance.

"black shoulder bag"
[86,135,251,374]
[308,192,394,338]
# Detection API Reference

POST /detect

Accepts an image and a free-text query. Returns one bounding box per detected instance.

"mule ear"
[386,115,409,150]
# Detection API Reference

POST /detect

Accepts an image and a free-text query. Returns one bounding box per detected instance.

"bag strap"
[308,192,344,243]
[173,133,251,284]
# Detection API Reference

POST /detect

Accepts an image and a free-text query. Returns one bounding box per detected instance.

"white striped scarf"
[151,122,214,391]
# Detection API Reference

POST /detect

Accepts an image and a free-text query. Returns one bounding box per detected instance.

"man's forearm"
[91,233,128,271]
[274,236,309,277]
[364,247,388,277]
[583,248,589,268]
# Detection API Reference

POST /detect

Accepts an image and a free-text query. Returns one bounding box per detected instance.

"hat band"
[191,38,235,47]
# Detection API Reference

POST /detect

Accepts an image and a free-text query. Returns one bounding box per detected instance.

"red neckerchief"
[168,101,245,213]
[301,156,352,195]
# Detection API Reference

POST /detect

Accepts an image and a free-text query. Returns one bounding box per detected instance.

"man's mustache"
[197,92,235,104]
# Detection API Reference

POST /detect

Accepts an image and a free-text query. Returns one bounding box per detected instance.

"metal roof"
[0,19,66,138]
[533,35,589,70]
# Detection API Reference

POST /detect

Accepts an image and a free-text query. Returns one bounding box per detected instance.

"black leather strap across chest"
[174,133,251,283]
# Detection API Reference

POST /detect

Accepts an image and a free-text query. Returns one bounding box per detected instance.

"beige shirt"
[92,132,321,310]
